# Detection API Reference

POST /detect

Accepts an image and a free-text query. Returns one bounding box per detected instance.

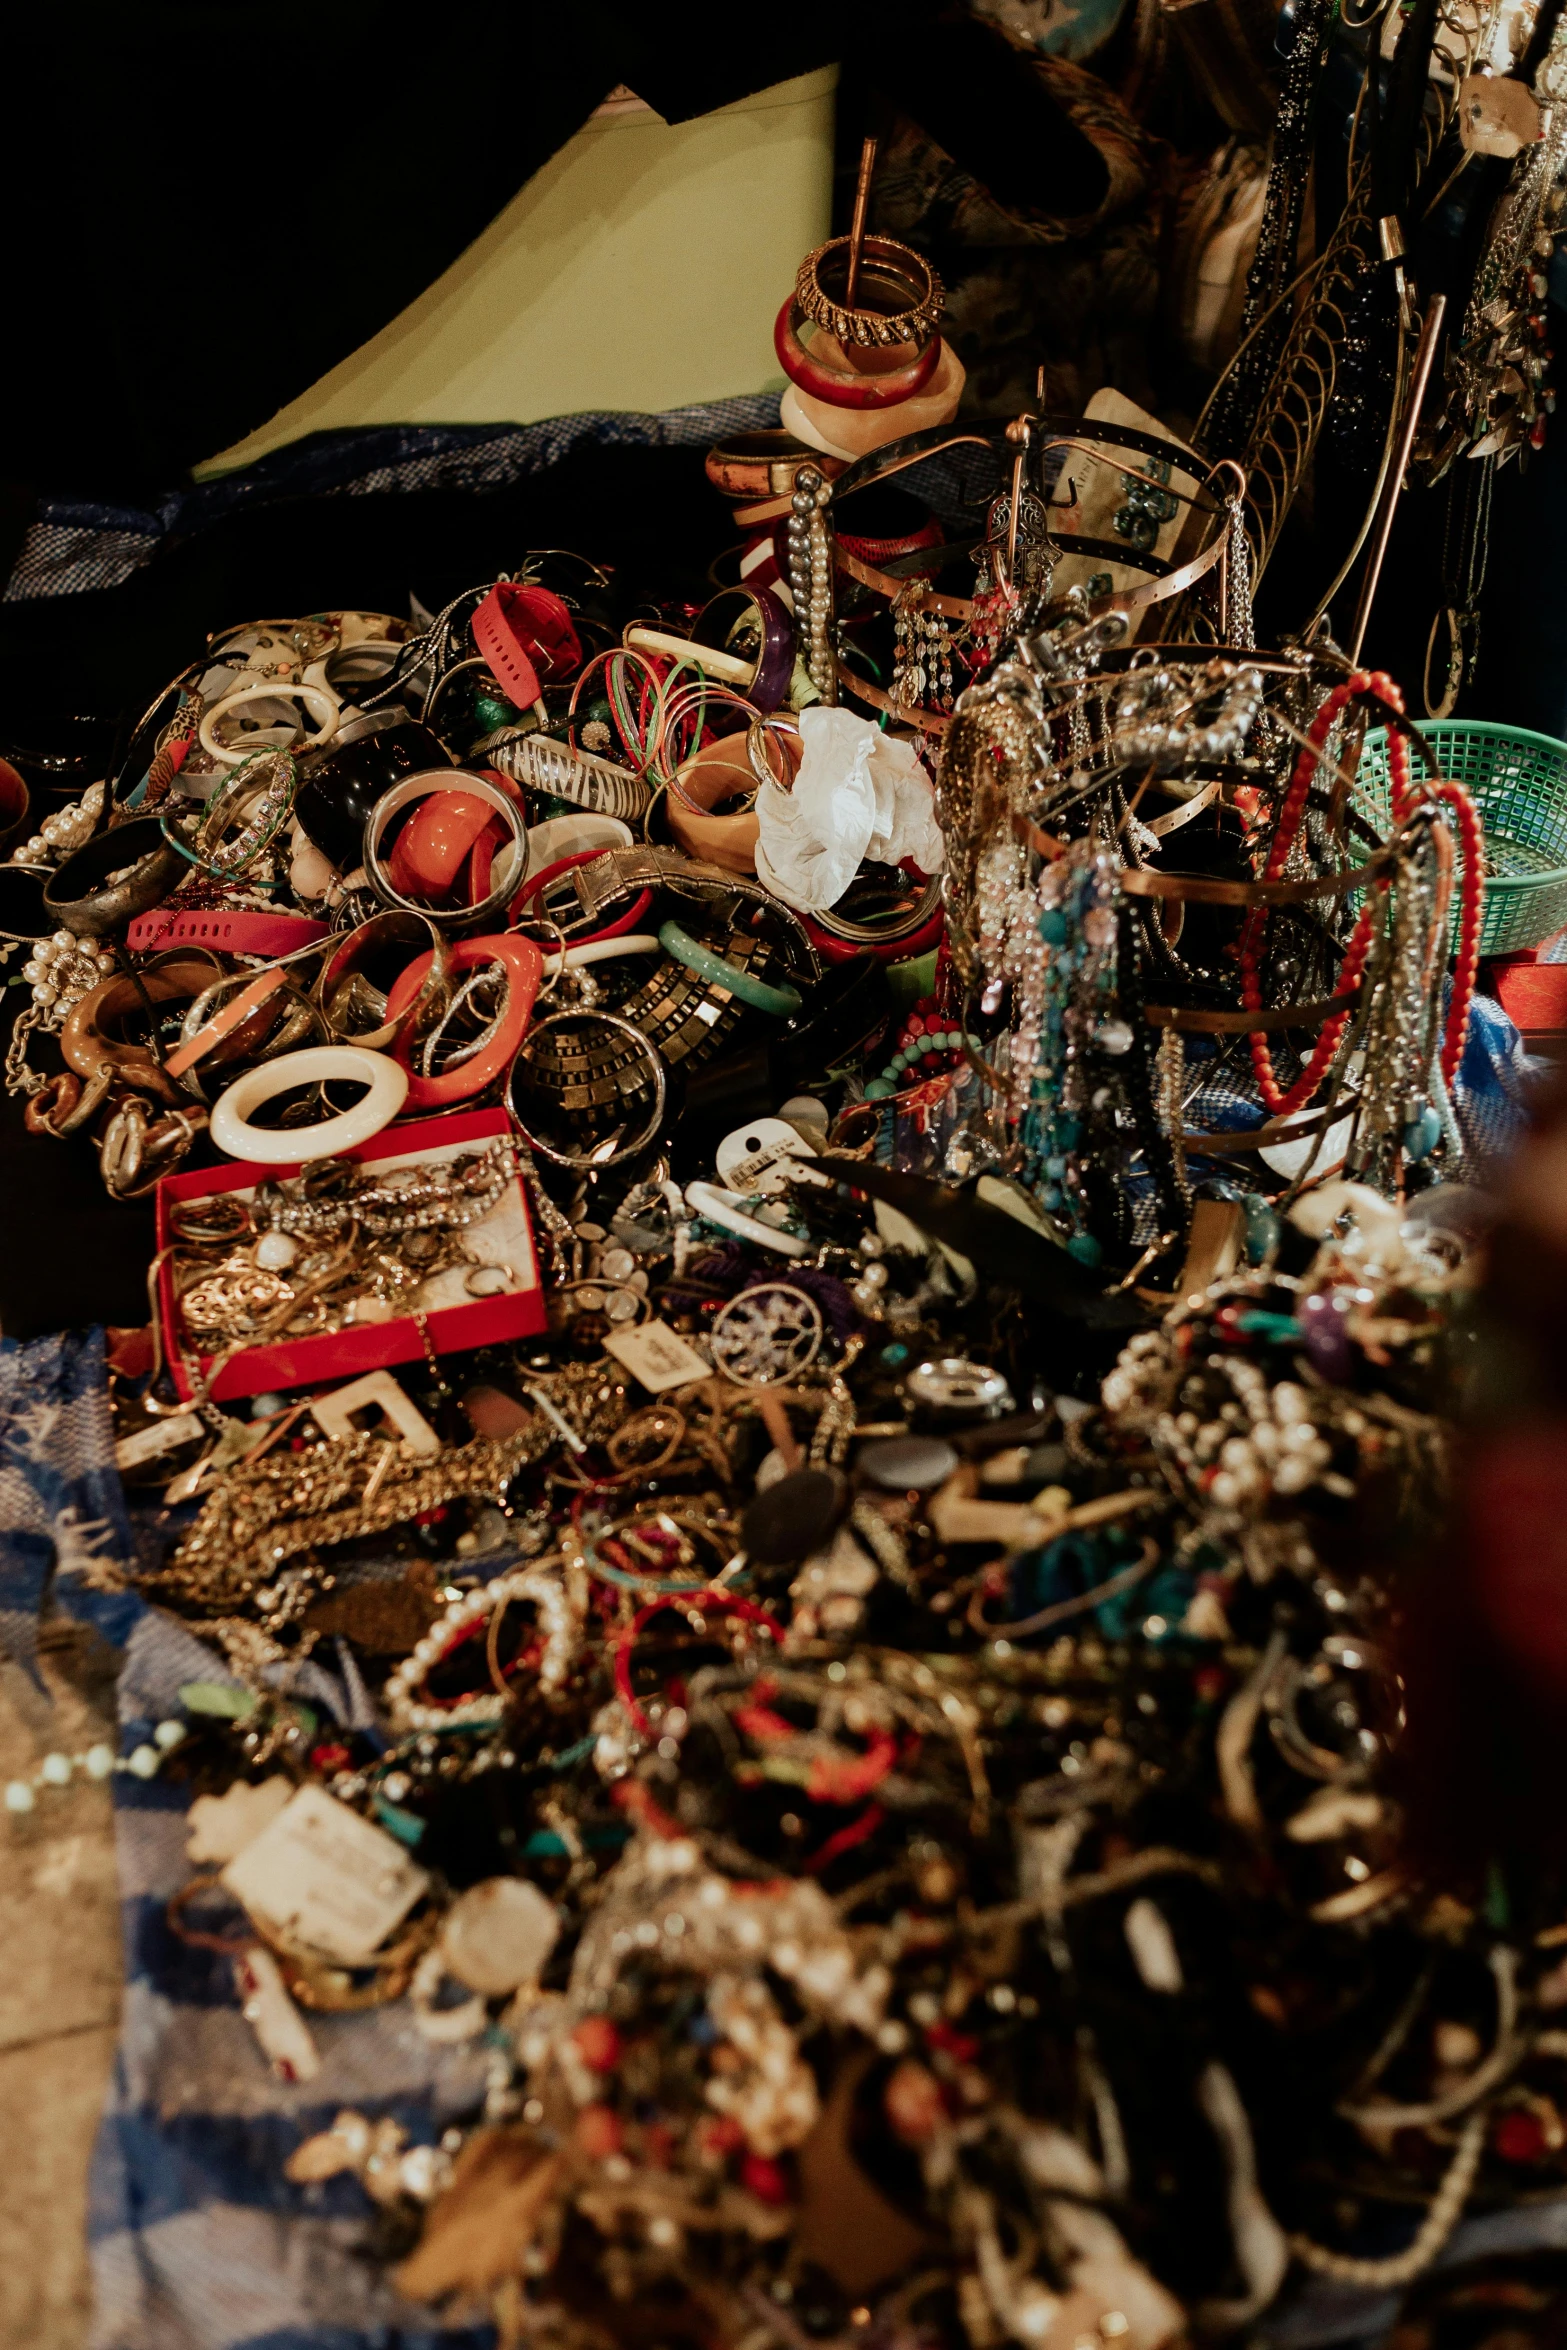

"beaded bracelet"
[383,1565,576,1731]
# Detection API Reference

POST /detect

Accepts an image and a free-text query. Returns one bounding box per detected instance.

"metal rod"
[844,134,878,312]
[1348,291,1446,664]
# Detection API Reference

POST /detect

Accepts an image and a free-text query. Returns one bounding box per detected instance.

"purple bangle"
[692,586,795,714]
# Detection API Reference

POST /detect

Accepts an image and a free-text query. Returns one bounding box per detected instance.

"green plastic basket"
[1356,719,1567,957]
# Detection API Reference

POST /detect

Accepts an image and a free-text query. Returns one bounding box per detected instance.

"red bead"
[1495,2110,1548,2164]
[740,2153,791,2205]
[571,2016,622,2073]
[574,2104,623,2158]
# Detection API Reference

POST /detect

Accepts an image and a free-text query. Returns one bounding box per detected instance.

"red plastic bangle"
[773,296,940,412]
[803,898,945,966]
[383,932,543,1109]
[388,788,500,904]
[615,1592,782,1735]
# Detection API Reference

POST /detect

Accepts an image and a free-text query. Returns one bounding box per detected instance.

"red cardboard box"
[155,1107,545,1405]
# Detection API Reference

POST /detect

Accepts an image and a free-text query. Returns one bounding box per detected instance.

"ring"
[208,1044,409,1164]
[509,1009,668,1168]
[364,771,527,930]
[657,919,802,1015]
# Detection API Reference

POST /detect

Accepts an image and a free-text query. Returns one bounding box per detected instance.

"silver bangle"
[509,1009,667,1168]
[363,770,526,930]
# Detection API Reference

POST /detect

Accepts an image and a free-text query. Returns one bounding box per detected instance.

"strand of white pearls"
[11,780,104,868]
[5,1716,185,1813]
[384,1568,576,1732]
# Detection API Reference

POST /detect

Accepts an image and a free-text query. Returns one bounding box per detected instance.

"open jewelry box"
[154,1106,545,1404]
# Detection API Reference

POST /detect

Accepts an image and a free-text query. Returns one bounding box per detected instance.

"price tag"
[222,1785,429,1965]
[603,1318,711,1394]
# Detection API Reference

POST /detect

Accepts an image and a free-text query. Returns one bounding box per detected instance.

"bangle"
[208,1044,409,1164]
[163,968,293,1082]
[197,678,340,766]
[162,748,299,878]
[480,729,654,823]
[383,933,543,1109]
[691,585,795,712]
[705,429,845,502]
[662,738,761,876]
[774,296,941,411]
[314,912,452,1049]
[59,955,222,1103]
[43,816,186,937]
[385,780,511,903]
[682,1180,810,1257]
[807,869,944,950]
[838,518,945,565]
[364,771,526,930]
[509,1008,668,1168]
[543,932,661,973]
[747,718,802,794]
[795,235,943,350]
[509,847,653,943]
[657,920,802,1016]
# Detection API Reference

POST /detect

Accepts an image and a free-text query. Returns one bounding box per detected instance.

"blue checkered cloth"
[2,400,784,603]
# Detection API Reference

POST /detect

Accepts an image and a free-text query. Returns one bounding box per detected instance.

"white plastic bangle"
[209,1044,408,1164]
[198,679,342,766]
[541,933,661,974]
[683,1180,811,1257]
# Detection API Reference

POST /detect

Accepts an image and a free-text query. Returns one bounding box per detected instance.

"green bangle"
[657,919,802,1016]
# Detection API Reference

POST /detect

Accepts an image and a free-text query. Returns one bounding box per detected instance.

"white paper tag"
[715,1118,817,1199]
[221,1785,429,1965]
[602,1318,711,1395]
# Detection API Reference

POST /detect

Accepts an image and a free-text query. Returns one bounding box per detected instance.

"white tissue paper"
[754,705,945,915]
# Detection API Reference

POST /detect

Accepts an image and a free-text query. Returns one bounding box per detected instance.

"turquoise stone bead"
[1404,1102,1442,1161]
[1066,1232,1102,1266]
[1240,1191,1280,1266]
[1042,1185,1063,1210]
[864,1077,895,1100]
[1044,1154,1065,1178]
[1038,908,1069,945]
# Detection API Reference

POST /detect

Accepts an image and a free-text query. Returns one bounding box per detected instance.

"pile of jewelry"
[1,172,1558,2350]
